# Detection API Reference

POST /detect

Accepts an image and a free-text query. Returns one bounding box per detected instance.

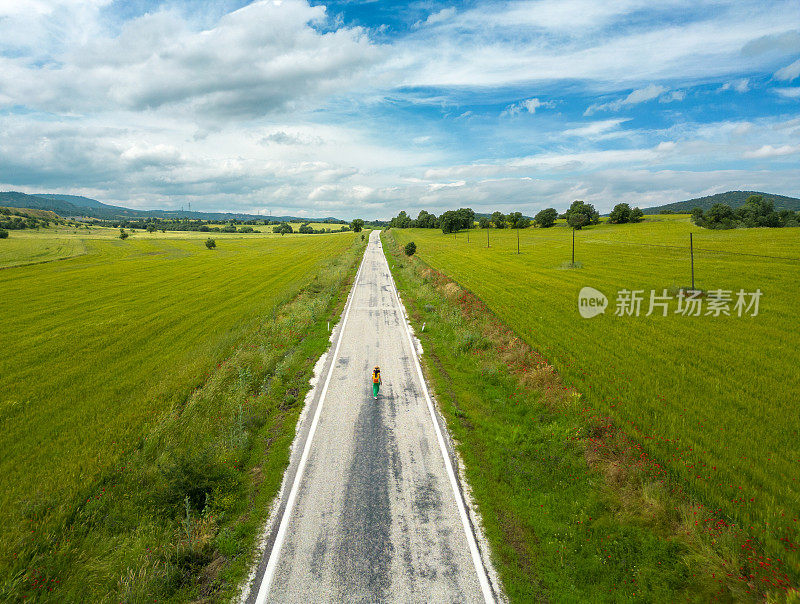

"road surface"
[245,230,496,603]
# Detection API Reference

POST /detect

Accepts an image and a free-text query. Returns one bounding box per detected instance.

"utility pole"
[690,233,695,290]
[572,228,575,266]
[467,229,469,243]
[517,227,520,254]
[487,227,489,248]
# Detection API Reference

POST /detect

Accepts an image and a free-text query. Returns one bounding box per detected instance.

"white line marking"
[379,235,495,603]
[254,244,367,604]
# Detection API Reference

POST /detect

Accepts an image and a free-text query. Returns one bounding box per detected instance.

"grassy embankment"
[0,230,367,601]
[384,217,799,602]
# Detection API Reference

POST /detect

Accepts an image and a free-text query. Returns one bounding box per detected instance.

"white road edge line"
[380,235,495,603]
[254,243,367,604]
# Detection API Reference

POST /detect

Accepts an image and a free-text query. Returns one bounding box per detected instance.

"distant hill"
[0,192,82,215]
[644,191,800,214]
[0,206,61,220]
[0,191,347,223]
[34,193,107,208]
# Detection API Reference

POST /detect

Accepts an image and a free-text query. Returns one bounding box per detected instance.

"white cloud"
[660,90,687,102]
[415,7,457,28]
[774,87,800,98]
[775,58,800,81]
[0,0,381,119]
[743,144,800,158]
[503,97,554,116]
[398,1,800,89]
[585,84,666,115]
[720,78,750,93]
[2,0,800,219]
[563,118,631,138]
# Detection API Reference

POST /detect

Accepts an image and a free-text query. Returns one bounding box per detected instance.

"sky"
[0,0,799,219]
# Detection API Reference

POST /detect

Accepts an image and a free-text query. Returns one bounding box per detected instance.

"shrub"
[119,228,129,240]
[0,229,8,239]
[205,238,216,249]
[156,448,239,513]
[404,241,416,256]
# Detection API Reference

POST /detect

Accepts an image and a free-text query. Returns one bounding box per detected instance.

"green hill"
[34,193,107,208]
[644,190,800,214]
[0,192,81,215]
[0,191,347,223]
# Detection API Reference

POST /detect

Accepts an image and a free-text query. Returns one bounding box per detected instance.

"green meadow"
[0,223,344,269]
[390,216,800,591]
[0,228,363,600]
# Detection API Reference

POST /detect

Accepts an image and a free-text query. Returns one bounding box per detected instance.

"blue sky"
[0,0,799,218]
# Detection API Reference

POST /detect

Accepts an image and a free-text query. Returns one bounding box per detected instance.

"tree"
[608,203,632,224]
[439,210,459,234]
[630,207,644,223]
[414,210,437,228]
[507,212,531,229]
[390,211,413,228]
[565,200,599,229]
[491,211,507,228]
[119,228,129,240]
[455,208,476,229]
[205,238,216,249]
[147,224,157,233]
[478,216,491,229]
[404,241,416,256]
[298,223,315,234]
[0,229,8,239]
[350,219,364,233]
[273,222,293,235]
[221,224,237,233]
[534,208,558,228]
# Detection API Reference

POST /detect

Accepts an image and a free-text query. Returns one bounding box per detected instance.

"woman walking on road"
[372,366,381,399]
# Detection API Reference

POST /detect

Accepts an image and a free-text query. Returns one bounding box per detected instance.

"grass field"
[0,224,349,269]
[389,217,800,597]
[0,229,366,600]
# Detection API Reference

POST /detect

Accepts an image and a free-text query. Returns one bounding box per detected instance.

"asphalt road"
[244,231,496,603]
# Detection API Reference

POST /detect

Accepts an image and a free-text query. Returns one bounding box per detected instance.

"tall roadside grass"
[383,229,796,602]
[0,233,367,602]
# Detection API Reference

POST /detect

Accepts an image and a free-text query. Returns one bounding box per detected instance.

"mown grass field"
[0,229,365,600]
[389,217,799,598]
[0,223,350,269]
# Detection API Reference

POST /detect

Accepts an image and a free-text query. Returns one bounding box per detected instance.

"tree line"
[385,200,641,233]
[691,195,800,229]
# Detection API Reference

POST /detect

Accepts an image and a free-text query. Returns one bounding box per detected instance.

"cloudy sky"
[1,0,799,219]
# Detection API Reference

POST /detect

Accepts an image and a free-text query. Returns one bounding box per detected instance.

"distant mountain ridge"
[0,191,346,223]
[643,191,800,214]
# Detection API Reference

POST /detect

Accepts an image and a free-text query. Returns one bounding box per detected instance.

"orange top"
[372,368,381,383]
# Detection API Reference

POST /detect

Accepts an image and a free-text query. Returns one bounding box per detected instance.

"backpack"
[372,369,380,383]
